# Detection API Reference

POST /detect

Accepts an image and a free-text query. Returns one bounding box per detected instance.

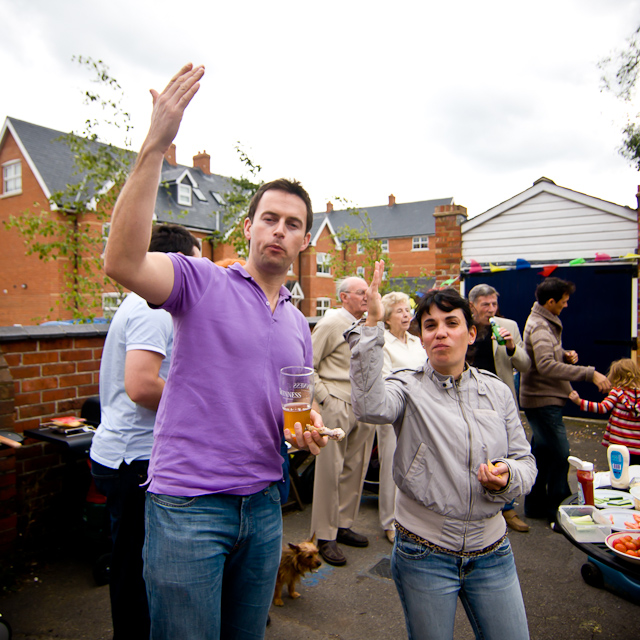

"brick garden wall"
[0,324,107,556]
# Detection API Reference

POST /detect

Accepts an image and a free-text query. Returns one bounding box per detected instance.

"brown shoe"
[504,510,529,532]
[318,539,347,566]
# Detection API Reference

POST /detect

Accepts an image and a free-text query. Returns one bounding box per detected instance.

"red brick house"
[302,197,467,317]
[1,117,466,325]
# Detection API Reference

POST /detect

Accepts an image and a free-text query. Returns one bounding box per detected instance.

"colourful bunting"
[515,258,531,270]
[623,253,640,259]
[595,252,610,261]
[569,258,585,265]
[538,265,558,277]
[489,263,507,272]
[469,259,483,274]
[442,278,455,285]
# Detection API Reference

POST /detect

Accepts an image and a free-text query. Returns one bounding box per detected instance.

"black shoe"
[318,539,347,566]
[337,528,369,547]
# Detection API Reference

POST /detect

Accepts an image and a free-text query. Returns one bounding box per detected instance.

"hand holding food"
[478,460,509,491]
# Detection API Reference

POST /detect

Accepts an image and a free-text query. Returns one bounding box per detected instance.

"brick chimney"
[388,194,396,207]
[165,143,177,166]
[326,201,334,213]
[433,204,468,288]
[193,150,211,175]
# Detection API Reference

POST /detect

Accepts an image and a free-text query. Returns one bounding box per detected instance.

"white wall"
[462,191,637,263]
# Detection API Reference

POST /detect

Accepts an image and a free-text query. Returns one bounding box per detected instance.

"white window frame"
[356,242,364,254]
[102,292,126,319]
[412,236,429,251]
[211,191,226,205]
[380,239,389,253]
[316,298,332,316]
[101,222,111,257]
[193,187,207,202]
[356,266,365,278]
[177,182,192,206]
[316,252,332,276]
[2,160,22,196]
[287,263,295,276]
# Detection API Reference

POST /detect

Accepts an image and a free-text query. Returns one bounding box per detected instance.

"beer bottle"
[489,317,506,346]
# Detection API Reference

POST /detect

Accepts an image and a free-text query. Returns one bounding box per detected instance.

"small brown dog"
[273,537,322,606]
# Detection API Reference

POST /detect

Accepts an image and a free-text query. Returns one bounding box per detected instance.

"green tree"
[327,199,389,283]
[208,144,263,258]
[600,25,640,170]
[5,56,133,321]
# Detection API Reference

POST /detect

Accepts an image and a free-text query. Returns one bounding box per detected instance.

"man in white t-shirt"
[90,224,200,640]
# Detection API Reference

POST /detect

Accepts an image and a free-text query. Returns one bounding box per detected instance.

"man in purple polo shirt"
[104,63,327,639]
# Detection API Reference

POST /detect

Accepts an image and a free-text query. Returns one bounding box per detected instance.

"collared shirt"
[147,255,313,497]
[336,306,359,323]
[382,330,426,377]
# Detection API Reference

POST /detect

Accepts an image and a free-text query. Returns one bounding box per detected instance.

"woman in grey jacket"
[346,261,536,640]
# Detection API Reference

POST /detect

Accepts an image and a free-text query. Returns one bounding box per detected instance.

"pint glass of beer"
[279,366,314,436]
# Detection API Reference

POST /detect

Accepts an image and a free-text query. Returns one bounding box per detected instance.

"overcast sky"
[2,0,639,217]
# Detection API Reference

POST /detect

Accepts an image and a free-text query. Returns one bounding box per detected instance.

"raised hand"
[364,260,385,326]
[145,64,205,155]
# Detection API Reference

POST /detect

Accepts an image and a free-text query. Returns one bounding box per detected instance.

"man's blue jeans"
[143,483,282,640]
[391,531,529,640]
[523,406,571,521]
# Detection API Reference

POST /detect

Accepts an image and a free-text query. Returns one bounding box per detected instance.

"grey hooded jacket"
[346,323,537,552]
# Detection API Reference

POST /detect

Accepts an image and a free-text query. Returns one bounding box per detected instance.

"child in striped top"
[569,358,640,466]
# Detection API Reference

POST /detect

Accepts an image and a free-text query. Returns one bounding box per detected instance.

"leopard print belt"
[394,522,508,558]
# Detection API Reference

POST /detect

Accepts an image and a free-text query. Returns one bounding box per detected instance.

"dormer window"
[178,182,192,206]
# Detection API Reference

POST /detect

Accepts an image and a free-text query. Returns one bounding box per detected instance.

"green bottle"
[490,317,506,345]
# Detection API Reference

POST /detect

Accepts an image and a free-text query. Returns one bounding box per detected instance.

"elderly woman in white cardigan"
[377,292,426,542]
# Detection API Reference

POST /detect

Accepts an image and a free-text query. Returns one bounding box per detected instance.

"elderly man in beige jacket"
[310,276,376,566]
[468,284,532,532]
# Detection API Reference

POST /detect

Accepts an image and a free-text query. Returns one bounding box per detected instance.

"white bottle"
[608,445,630,489]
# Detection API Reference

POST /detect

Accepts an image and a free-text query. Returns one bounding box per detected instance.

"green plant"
[599,25,640,170]
[207,144,263,258]
[5,56,132,321]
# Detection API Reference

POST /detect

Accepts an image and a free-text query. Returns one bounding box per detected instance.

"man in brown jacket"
[520,277,610,524]
[310,276,376,566]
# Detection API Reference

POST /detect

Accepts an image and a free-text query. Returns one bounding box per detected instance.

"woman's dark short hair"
[535,277,575,305]
[149,224,199,256]
[415,288,474,330]
[247,179,314,234]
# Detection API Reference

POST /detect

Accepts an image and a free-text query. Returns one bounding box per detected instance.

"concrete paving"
[1,417,638,639]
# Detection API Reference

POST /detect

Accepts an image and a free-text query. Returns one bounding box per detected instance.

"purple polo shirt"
[146,254,313,496]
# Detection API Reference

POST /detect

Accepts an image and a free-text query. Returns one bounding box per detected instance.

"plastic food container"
[558,505,612,542]
[630,485,640,511]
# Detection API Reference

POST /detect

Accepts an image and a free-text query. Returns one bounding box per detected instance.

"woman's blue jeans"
[143,483,283,640]
[391,530,529,640]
